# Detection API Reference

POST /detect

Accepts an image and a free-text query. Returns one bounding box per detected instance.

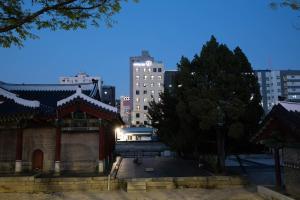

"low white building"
[116,127,154,141]
[59,72,102,95]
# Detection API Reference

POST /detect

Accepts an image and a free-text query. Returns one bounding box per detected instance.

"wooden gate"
[32,149,43,171]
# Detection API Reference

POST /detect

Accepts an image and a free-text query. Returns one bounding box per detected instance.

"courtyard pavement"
[117,157,211,179]
[0,187,264,200]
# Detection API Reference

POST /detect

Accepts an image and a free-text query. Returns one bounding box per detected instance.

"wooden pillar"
[15,127,23,173]
[54,127,61,174]
[98,125,105,173]
[110,129,115,161]
[274,147,282,188]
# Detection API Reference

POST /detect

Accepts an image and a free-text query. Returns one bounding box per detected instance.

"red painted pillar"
[99,126,105,160]
[54,127,61,174]
[15,128,23,173]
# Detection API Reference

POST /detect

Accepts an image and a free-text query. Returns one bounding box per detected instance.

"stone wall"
[61,132,98,172]
[284,148,300,199]
[22,128,56,172]
[0,176,118,193]
[125,176,247,192]
[0,175,246,193]
[0,130,16,173]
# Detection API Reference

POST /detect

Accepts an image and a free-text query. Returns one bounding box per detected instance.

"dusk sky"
[1,0,300,97]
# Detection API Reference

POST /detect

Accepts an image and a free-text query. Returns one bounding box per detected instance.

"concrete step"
[127,181,146,192]
[146,181,175,190]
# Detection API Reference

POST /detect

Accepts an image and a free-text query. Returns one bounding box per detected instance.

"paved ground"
[226,154,281,186]
[0,188,264,200]
[117,157,211,179]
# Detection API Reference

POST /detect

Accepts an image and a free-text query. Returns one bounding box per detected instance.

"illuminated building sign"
[133,60,153,67]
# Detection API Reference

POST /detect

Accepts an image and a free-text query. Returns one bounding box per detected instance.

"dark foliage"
[148,36,264,170]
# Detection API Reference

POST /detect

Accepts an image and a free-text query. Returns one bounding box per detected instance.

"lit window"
[150,83,154,87]
[143,68,146,72]
[151,90,154,94]
[136,82,139,87]
[144,98,147,102]
[151,75,154,80]
[136,105,140,111]
[136,75,140,80]
[143,83,147,87]
[158,75,162,80]
[169,84,172,88]
[158,97,161,102]
[144,75,147,80]
[148,68,151,72]
[158,83,161,87]
[136,98,140,102]
[135,68,139,72]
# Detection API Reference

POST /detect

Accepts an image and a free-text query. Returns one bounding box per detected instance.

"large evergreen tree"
[148,36,263,172]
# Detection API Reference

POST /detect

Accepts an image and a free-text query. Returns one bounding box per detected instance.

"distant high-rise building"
[59,72,102,94]
[101,85,116,106]
[164,70,177,92]
[255,69,300,113]
[120,96,131,126]
[130,51,164,126]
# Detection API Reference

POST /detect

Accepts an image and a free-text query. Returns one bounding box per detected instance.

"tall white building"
[130,51,164,126]
[59,72,102,95]
[255,69,300,113]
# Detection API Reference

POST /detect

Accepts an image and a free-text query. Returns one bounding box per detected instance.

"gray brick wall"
[61,132,98,172]
[283,148,300,198]
[0,130,17,173]
[22,128,56,172]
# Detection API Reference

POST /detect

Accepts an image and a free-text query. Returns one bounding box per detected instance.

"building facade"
[0,81,120,174]
[130,51,164,126]
[120,96,131,126]
[254,101,300,198]
[101,85,116,106]
[255,70,300,113]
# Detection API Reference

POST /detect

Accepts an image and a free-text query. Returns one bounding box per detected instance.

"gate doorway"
[32,149,43,171]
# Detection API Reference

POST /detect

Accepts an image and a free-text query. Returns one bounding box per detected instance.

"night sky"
[1,0,300,97]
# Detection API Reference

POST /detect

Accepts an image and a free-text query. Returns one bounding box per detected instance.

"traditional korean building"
[253,101,300,198]
[0,81,122,174]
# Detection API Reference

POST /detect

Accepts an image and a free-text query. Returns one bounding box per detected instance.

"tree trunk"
[217,129,226,173]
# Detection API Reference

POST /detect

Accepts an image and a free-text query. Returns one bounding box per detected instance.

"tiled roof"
[57,87,117,113]
[279,101,300,112]
[0,81,100,107]
[253,101,300,144]
[0,81,117,121]
[0,87,40,108]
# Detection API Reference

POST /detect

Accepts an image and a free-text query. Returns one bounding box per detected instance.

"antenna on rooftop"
[268,56,272,70]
